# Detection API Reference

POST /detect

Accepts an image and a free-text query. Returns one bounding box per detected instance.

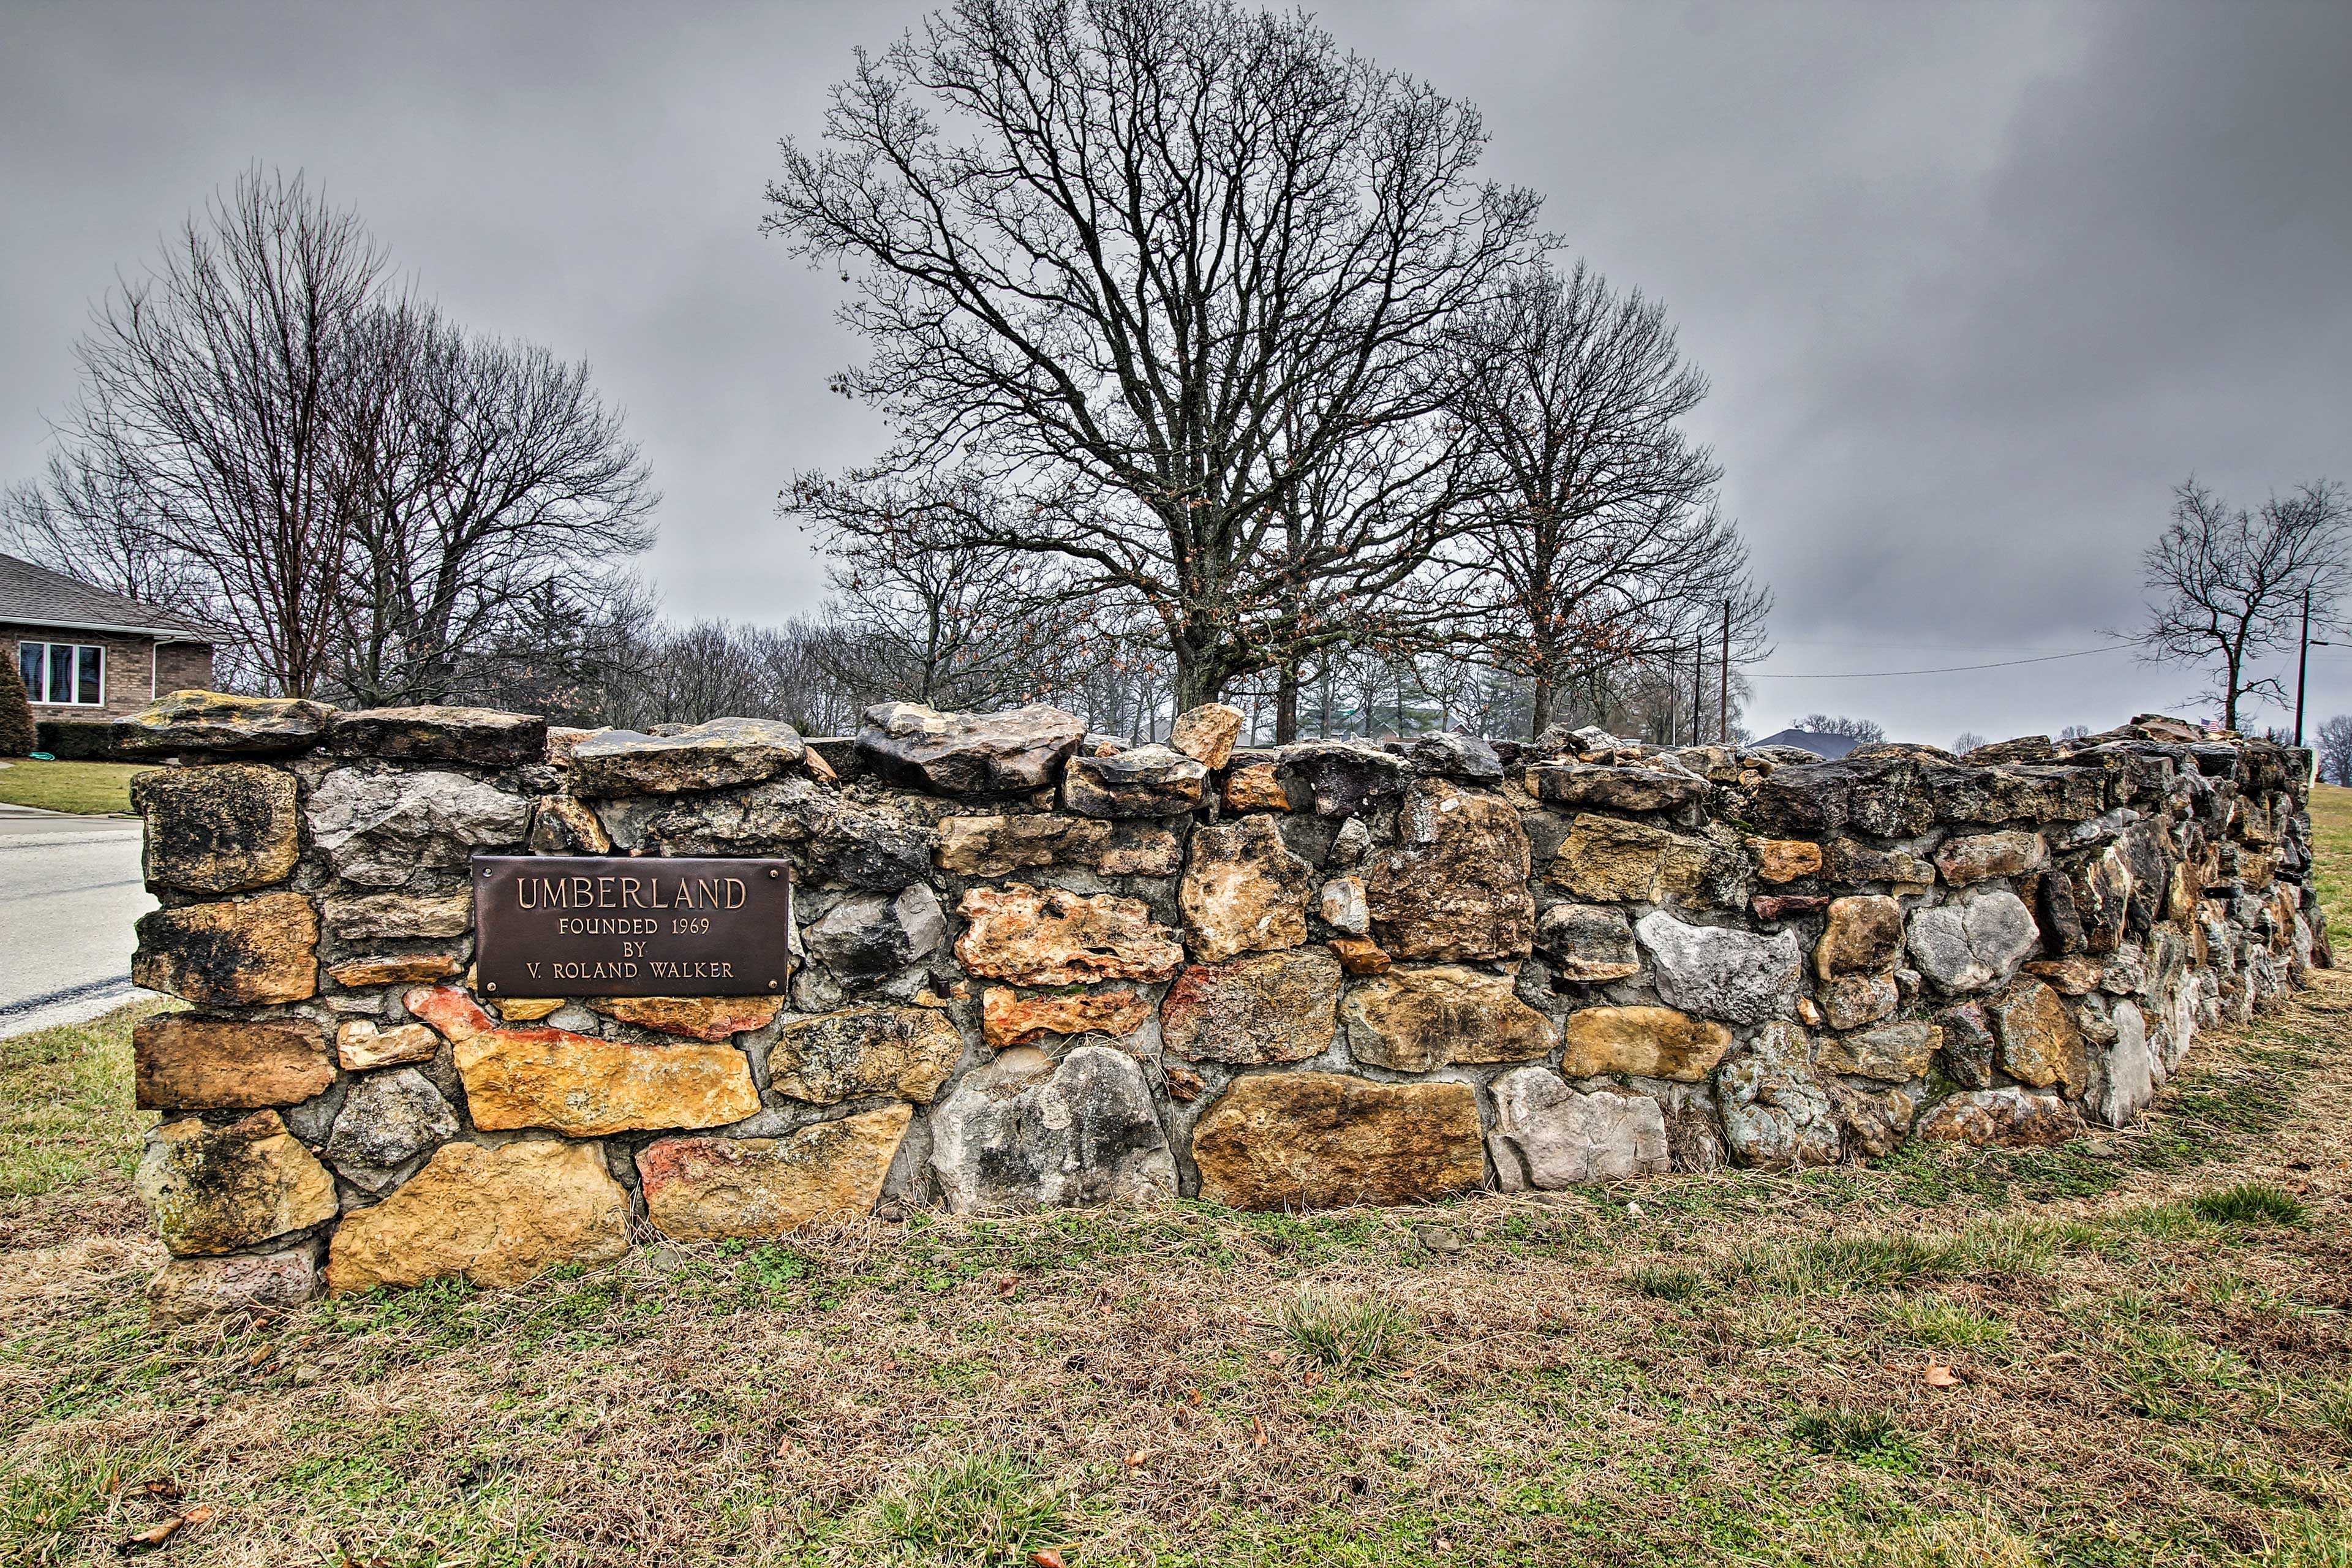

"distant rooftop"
[1754,728,1864,760]
[0,552,219,641]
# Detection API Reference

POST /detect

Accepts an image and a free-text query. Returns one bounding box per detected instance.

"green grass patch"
[877,1451,1068,1565]
[1790,1405,1920,1471]
[2192,1181,2308,1228]
[0,758,151,815]
[1877,1292,2011,1351]
[1278,1290,1414,1373]
[0,1000,163,1197]
[1624,1262,1708,1301]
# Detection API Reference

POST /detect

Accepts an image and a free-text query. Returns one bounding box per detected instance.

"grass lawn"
[4,964,2350,1558]
[2310,784,2352,935]
[0,759,153,815]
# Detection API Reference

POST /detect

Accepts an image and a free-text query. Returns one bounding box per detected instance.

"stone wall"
[113,688,2327,1319]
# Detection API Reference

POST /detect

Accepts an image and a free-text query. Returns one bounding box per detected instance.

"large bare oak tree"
[766,0,1539,711]
[2132,477,2348,732]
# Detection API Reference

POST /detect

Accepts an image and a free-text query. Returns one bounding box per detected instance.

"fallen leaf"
[1253,1415,1268,1449]
[1031,1553,1066,1568]
[997,1276,1018,1298]
[121,1518,182,1551]
[1186,1388,1202,1406]
[1126,1449,1147,1468]
[138,1479,184,1500]
[1923,1363,1960,1388]
[181,1507,214,1527]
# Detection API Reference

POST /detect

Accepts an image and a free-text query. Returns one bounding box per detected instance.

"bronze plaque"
[471,855,792,998]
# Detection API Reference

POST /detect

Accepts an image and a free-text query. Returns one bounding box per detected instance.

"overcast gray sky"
[4,0,2347,743]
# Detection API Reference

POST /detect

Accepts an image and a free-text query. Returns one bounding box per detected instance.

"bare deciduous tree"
[766,0,1539,710]
[2316,715,2352,787]
[1951,731,1987,754]
[2132,477,2350,733]
[1446,262,1767,736]
[29,169,384,693]
[11,168,654,701]
[331,304,655,706]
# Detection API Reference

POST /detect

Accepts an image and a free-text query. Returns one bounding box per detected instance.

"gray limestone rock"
[927,1044,1175,1213]
[1403,731,1505,782]
[323,1069,458,1194]
[569,717,807,797]
[1717,1020,1841,1167]
[326,706,548,767]
[858,702,1087,793]
[1634,911,1801,1025]
[2089,998,2154,1129]
[1905,890,2038,993]
[306,768,532,886]
[1275,742,1412,816]
[1063,744,1208,818]
[805,884,945,979]
[1536,902,1641,982]
[1488,1068,1669,1188]
[1526,761,1708,812]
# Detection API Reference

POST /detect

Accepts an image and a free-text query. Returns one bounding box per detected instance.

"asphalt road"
[0,805,156,1038]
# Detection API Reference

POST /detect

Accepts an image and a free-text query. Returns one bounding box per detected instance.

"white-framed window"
[17,641,105,706]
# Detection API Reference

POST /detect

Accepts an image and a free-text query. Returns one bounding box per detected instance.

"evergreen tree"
[0,657,37,756]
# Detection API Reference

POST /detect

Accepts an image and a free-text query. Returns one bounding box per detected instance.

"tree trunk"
[1529,671,1555,739]
[1275,663,1300,744]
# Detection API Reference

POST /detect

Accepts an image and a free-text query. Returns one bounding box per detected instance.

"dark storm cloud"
[4,1,2346,741]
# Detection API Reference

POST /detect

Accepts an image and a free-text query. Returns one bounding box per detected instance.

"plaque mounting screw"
[767,869,780,878]
[486,982,499,992]
[769,979,778,989]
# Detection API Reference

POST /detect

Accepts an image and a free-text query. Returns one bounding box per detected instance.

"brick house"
[2,552,221,720]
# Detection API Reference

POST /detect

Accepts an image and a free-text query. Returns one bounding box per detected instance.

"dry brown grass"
[6,992,2352,1565]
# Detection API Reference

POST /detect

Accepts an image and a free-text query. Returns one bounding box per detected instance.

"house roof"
[0,552,219,642]
[1754,728,1864,760]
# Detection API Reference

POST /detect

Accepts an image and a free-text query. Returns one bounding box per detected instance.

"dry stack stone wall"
[113,689,2327,1320]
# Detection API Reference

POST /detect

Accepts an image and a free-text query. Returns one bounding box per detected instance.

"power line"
[1747,641,2136,680]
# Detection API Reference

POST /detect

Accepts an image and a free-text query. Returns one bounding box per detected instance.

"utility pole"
[2296,588,2311,745]
[1718,598,1731,744]
[1665,647,1678,746]
[1692,637,1706,744]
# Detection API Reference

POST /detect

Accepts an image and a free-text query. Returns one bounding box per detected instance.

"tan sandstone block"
[982,986,1153,1048]
[137,1110,338,1257]
[1989,978,2086,1096]
[1341,965,1556,1072]
[767,1006,966,1104]
[586,995,785,1041]
[326,1139,630,1292]
[135,1015,333,1110]
[1180,815,1317,963]
[1169,703,1246,769]
[132,891,318,1005]
[1558,1005,1733,1082]
[1191,1074,1485,1211]
[409,985,760,1136]
[134,764,301,894]
[1363,780,1535,962]
[328,954,462,987]
[336,1020,440,1071]
[954,884,1185,985]
[1814,894,1905,979]
[637,1106,913,1240]
[1221,761,1291,812]
[1751,839,1822,884]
